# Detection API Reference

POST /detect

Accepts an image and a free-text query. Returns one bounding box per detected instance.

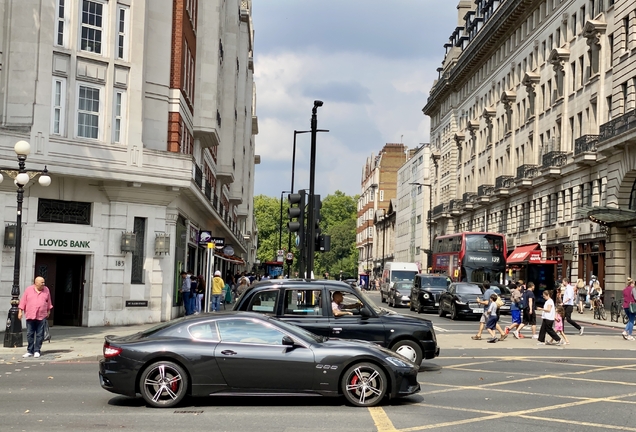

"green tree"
[253,195,284,264]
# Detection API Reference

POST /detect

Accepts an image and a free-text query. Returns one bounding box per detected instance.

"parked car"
[410,274,450,314]
[387,281,413,308]
[438,283,485,320]
[233,279,439,365]
[99,312,420,408]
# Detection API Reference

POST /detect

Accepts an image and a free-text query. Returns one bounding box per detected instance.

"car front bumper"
[390,366,421,399]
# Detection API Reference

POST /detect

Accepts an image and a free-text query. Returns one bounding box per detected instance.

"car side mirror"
[282,335,296,347]
[360,307,371,318]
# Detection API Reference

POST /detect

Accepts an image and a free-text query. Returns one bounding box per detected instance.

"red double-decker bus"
[431,232,506,283]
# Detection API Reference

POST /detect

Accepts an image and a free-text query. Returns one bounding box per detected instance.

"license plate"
[472,308,482,313]
[435,302,439,307]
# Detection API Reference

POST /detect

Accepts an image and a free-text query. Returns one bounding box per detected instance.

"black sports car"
[99,312,420,408]
[438,283,485,320]
[233,279,439,365]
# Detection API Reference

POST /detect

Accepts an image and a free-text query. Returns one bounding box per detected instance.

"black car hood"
[379,311,433,328]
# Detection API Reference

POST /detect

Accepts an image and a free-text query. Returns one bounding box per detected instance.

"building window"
[180,121,193,155]
[77,85,100,139]
[51,78,66,135]
[37,199,92,225]
[113,90,126,143]
[116,6,129,60]
[182,40,195,103]
[186,0,198,30]
[131,217,146,284]
[80,0,104,54]
[55,0,67,47]
[379,190,384,201]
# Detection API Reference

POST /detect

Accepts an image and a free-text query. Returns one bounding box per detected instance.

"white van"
[380,262,419,303]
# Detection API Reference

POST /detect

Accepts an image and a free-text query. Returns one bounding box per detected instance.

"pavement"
[0,305,629,363]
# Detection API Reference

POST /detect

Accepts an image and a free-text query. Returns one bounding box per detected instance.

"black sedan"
[410,275,450,313]
[438,283,484,320]
[233,279,439,365]
[99,312,420,408]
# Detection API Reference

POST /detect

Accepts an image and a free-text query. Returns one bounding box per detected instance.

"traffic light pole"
[306,101,323,279]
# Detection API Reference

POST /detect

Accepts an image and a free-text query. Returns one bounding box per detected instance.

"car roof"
[243,278,353,293]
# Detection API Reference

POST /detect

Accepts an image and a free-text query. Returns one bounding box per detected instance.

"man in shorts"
[472,282,507,341]
[516,282,537,339]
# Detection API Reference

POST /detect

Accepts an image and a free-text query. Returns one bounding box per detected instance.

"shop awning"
[507,244,541,264]
[588,207,636,228]
[213,250,245,265]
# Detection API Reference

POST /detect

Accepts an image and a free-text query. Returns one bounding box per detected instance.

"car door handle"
[332,328,342,334]
[221,350,237,356]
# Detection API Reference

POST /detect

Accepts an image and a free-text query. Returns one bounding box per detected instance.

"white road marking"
[433,326,449,333]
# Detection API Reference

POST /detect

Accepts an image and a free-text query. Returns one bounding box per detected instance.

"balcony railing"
[449,199,462,212]
[194,164,203,188]
[463,192,476,203]
[213,194,219,209]
[599,109,636,142]
[516,164,539,180]
[477,184,494,196]
[574,134,599,155]
[204,181,212,200]
[432,204,445,217]
[542,151,567,168]
[495,175,514,189]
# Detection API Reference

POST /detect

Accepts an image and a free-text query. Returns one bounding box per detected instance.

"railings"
[599,109,636,142]
[495,175,514,189]
[478,184,494,196]
[574,134,599,155]
[463,192,476,203]
[204,181,212,200]
[516,164,539,180]
[432,204,445,217]
[541,151,567,168]
[194,164,203,188]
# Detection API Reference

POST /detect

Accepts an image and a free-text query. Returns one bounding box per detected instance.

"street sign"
[207,242,216,249]
[286,252,293,261]
[295,235,300,247]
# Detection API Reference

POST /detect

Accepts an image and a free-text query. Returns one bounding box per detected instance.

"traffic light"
[287,190,306,244]
[311,195,331,252]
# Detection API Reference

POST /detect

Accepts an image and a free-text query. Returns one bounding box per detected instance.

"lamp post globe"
[14,140,30,156]
[15,172,30,186]
[38,170,51,187]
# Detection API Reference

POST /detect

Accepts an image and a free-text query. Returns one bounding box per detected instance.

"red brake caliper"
[170,377,178,392]
[350,375,359,386]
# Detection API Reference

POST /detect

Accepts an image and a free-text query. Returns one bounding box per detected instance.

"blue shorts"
[486,315,498,330]
[511,310,521,324]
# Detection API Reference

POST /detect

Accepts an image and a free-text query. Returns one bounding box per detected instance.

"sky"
[251,1,458,199]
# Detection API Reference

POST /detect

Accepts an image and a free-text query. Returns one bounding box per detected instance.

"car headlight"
[385,356,413,368]
[423,293,430,299]
[395,291,401,296]
[455,297,466,305]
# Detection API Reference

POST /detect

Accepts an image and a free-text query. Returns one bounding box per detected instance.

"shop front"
[507,243,557,295]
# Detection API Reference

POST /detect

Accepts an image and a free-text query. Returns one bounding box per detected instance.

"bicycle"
[592,297,606,320]
[610,297,629,324]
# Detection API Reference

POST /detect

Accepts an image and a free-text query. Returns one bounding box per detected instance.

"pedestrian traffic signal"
[287,191,306,240]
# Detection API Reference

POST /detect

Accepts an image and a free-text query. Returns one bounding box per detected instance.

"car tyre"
[380,291,386,303]
[438,303,446,317]
[417,300,424,314]
[409,299,415,312]
[139,361,188,408]
[341,362,388,407]
[450,303,458,321]
[390,340,423,365]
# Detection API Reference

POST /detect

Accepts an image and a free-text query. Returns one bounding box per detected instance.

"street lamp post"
[410,182,433,272]
[3,140,52,348]
[306,100,323,279]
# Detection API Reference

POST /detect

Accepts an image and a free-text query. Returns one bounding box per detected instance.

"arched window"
[629,178,636,210]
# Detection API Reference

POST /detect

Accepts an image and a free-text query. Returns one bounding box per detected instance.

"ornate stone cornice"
[583,19,607,47]
[522,72,540,93]
[548,48,570,72]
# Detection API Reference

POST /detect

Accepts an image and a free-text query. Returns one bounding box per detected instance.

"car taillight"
[103,343,123,358]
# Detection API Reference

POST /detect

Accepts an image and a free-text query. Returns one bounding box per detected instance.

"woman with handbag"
[622,278,636,341]
[576,279,587,313]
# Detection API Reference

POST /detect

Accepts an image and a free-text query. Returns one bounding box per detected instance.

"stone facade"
[0,0,258,326]
[424,0,636,301]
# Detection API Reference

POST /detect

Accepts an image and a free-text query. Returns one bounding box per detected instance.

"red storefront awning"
[507,244,541,264]
[507,244,558,265]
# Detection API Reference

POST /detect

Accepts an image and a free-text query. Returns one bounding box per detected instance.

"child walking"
[486,293,500,343]
[549,305,570,345]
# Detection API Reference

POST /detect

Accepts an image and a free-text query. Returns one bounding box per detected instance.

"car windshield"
[457,285,483,295]
[140,317,186,337]
[391,271,417,282]
[393,282,412,290]
[420,278,448,288]
[355,289,383,314]
[269,317,325,344]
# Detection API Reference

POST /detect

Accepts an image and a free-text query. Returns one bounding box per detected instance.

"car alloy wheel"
[139,361,188,408]
[390,340,423,365]
[450,303,458,320]
[341,362,387,407]
[438,303,446,317]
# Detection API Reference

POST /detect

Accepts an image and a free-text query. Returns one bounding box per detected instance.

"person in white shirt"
[561,278,584,335]
[537,290,563,345]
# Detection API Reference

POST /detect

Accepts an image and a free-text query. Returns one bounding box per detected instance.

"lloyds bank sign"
[39,238,91,248]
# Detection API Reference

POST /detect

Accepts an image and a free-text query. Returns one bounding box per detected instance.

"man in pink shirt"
[18,276,53,358]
